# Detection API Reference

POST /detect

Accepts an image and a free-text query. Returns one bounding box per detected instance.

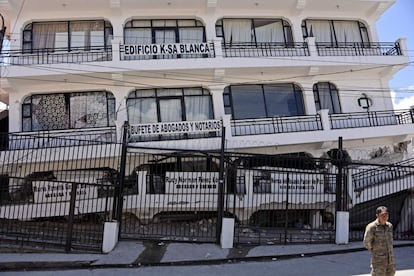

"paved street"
[2,246,413,276]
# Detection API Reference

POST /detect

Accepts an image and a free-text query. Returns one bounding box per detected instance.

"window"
[216,18,293,45]
[124,19,206,59]
[22,91,115,131]
[302,19,369,45]
[23,20,113,52]
[223,83,304,119]
[127,87,213,124]
[313,82,341,114]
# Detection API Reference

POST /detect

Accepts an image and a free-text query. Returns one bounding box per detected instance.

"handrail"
[221,41,309,57]
[329,109,414,129]
[1,45,112,65]
[316,41,401,56]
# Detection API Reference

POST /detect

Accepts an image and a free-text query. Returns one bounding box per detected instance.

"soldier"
[363,206,395,276]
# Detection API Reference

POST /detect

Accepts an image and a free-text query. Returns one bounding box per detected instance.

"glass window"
[22,91,115,131]
[127,87,213,124]
[23,20,113,52]
[313,82,341,114]
[302,19,369,45]
[224,84,304,119]
[216,18,293,45]
[124,19,205,44]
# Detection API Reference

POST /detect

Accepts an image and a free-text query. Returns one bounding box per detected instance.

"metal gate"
[118,148,223,243]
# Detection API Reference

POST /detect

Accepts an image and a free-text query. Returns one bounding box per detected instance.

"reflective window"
[313,82,341,114]
[223,84,304,119]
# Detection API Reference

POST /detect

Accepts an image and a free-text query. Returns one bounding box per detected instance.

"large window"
[23,20,113,52]
[127,87,213,124]
[124,19,206,59]
[302,19,369,45]
[216,18,293,45]
[313,82,341,114]
[223,83,304,119]
[22,91,115,131]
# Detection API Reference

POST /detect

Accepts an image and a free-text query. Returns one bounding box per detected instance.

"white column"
[335,211,349,244]
[102,220,119,253]
[220,217,235,248]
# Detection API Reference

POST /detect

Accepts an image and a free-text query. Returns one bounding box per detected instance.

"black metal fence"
[0,133,121,252]
[0,131,413,251]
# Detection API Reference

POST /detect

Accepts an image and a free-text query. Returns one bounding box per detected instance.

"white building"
[0,0,413,233]
[0,0,412,161]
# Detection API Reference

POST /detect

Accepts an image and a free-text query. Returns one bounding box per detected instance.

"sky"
[377,0,414,109]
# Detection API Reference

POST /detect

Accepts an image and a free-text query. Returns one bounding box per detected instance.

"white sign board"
[270,172,325,193]
[123,43,211,56]
[165,172,219,194]
[32,181,98,203]
[129,120,221,137]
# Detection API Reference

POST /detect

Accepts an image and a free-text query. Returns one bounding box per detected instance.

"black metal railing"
[230,115,322,136]
[222,42,309,57]
[0,127,117,151]
[0,45,112,65]
[119,42,215,61]
[330,109,414,129]
[0,177,115,252]
[316,42,401,56]
[352,158,414,192]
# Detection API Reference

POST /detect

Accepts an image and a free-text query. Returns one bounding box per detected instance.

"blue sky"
[377,0,414,109]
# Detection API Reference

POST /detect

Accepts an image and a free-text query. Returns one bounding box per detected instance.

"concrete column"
[335,211,349,244]
[220,217,235,248]
[102,220,119,253]
[318,109,331,131]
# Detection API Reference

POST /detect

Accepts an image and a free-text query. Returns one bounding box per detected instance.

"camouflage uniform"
[363,219,395,276]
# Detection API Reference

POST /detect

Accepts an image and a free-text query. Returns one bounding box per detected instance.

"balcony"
[0,38,406,68]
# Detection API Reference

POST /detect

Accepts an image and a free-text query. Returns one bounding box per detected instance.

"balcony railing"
[330,109,414,129]
[316,42,401,56]
[0,127,117,151]
[222,42,309,57]
[0,45,112,65]
[0,40,405,66]
[230,115,322,136]
[229,109,414,137]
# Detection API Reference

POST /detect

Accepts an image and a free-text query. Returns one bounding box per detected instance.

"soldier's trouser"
[371,263,395,276]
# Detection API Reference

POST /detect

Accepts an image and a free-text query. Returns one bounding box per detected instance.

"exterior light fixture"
[358,93,371,109]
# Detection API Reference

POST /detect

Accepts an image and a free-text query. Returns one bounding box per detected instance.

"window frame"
[313,82,342,114]
[215,18,294,46]
[22,91,116,132]
[301,19,369,46]
[22,20,113,53]
[126,87,214,124]
[223,83,305,120]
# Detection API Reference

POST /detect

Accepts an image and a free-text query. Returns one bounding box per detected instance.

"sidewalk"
[1,240,414,272]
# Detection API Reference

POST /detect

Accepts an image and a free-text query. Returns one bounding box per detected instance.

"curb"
[1,243,413,272]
